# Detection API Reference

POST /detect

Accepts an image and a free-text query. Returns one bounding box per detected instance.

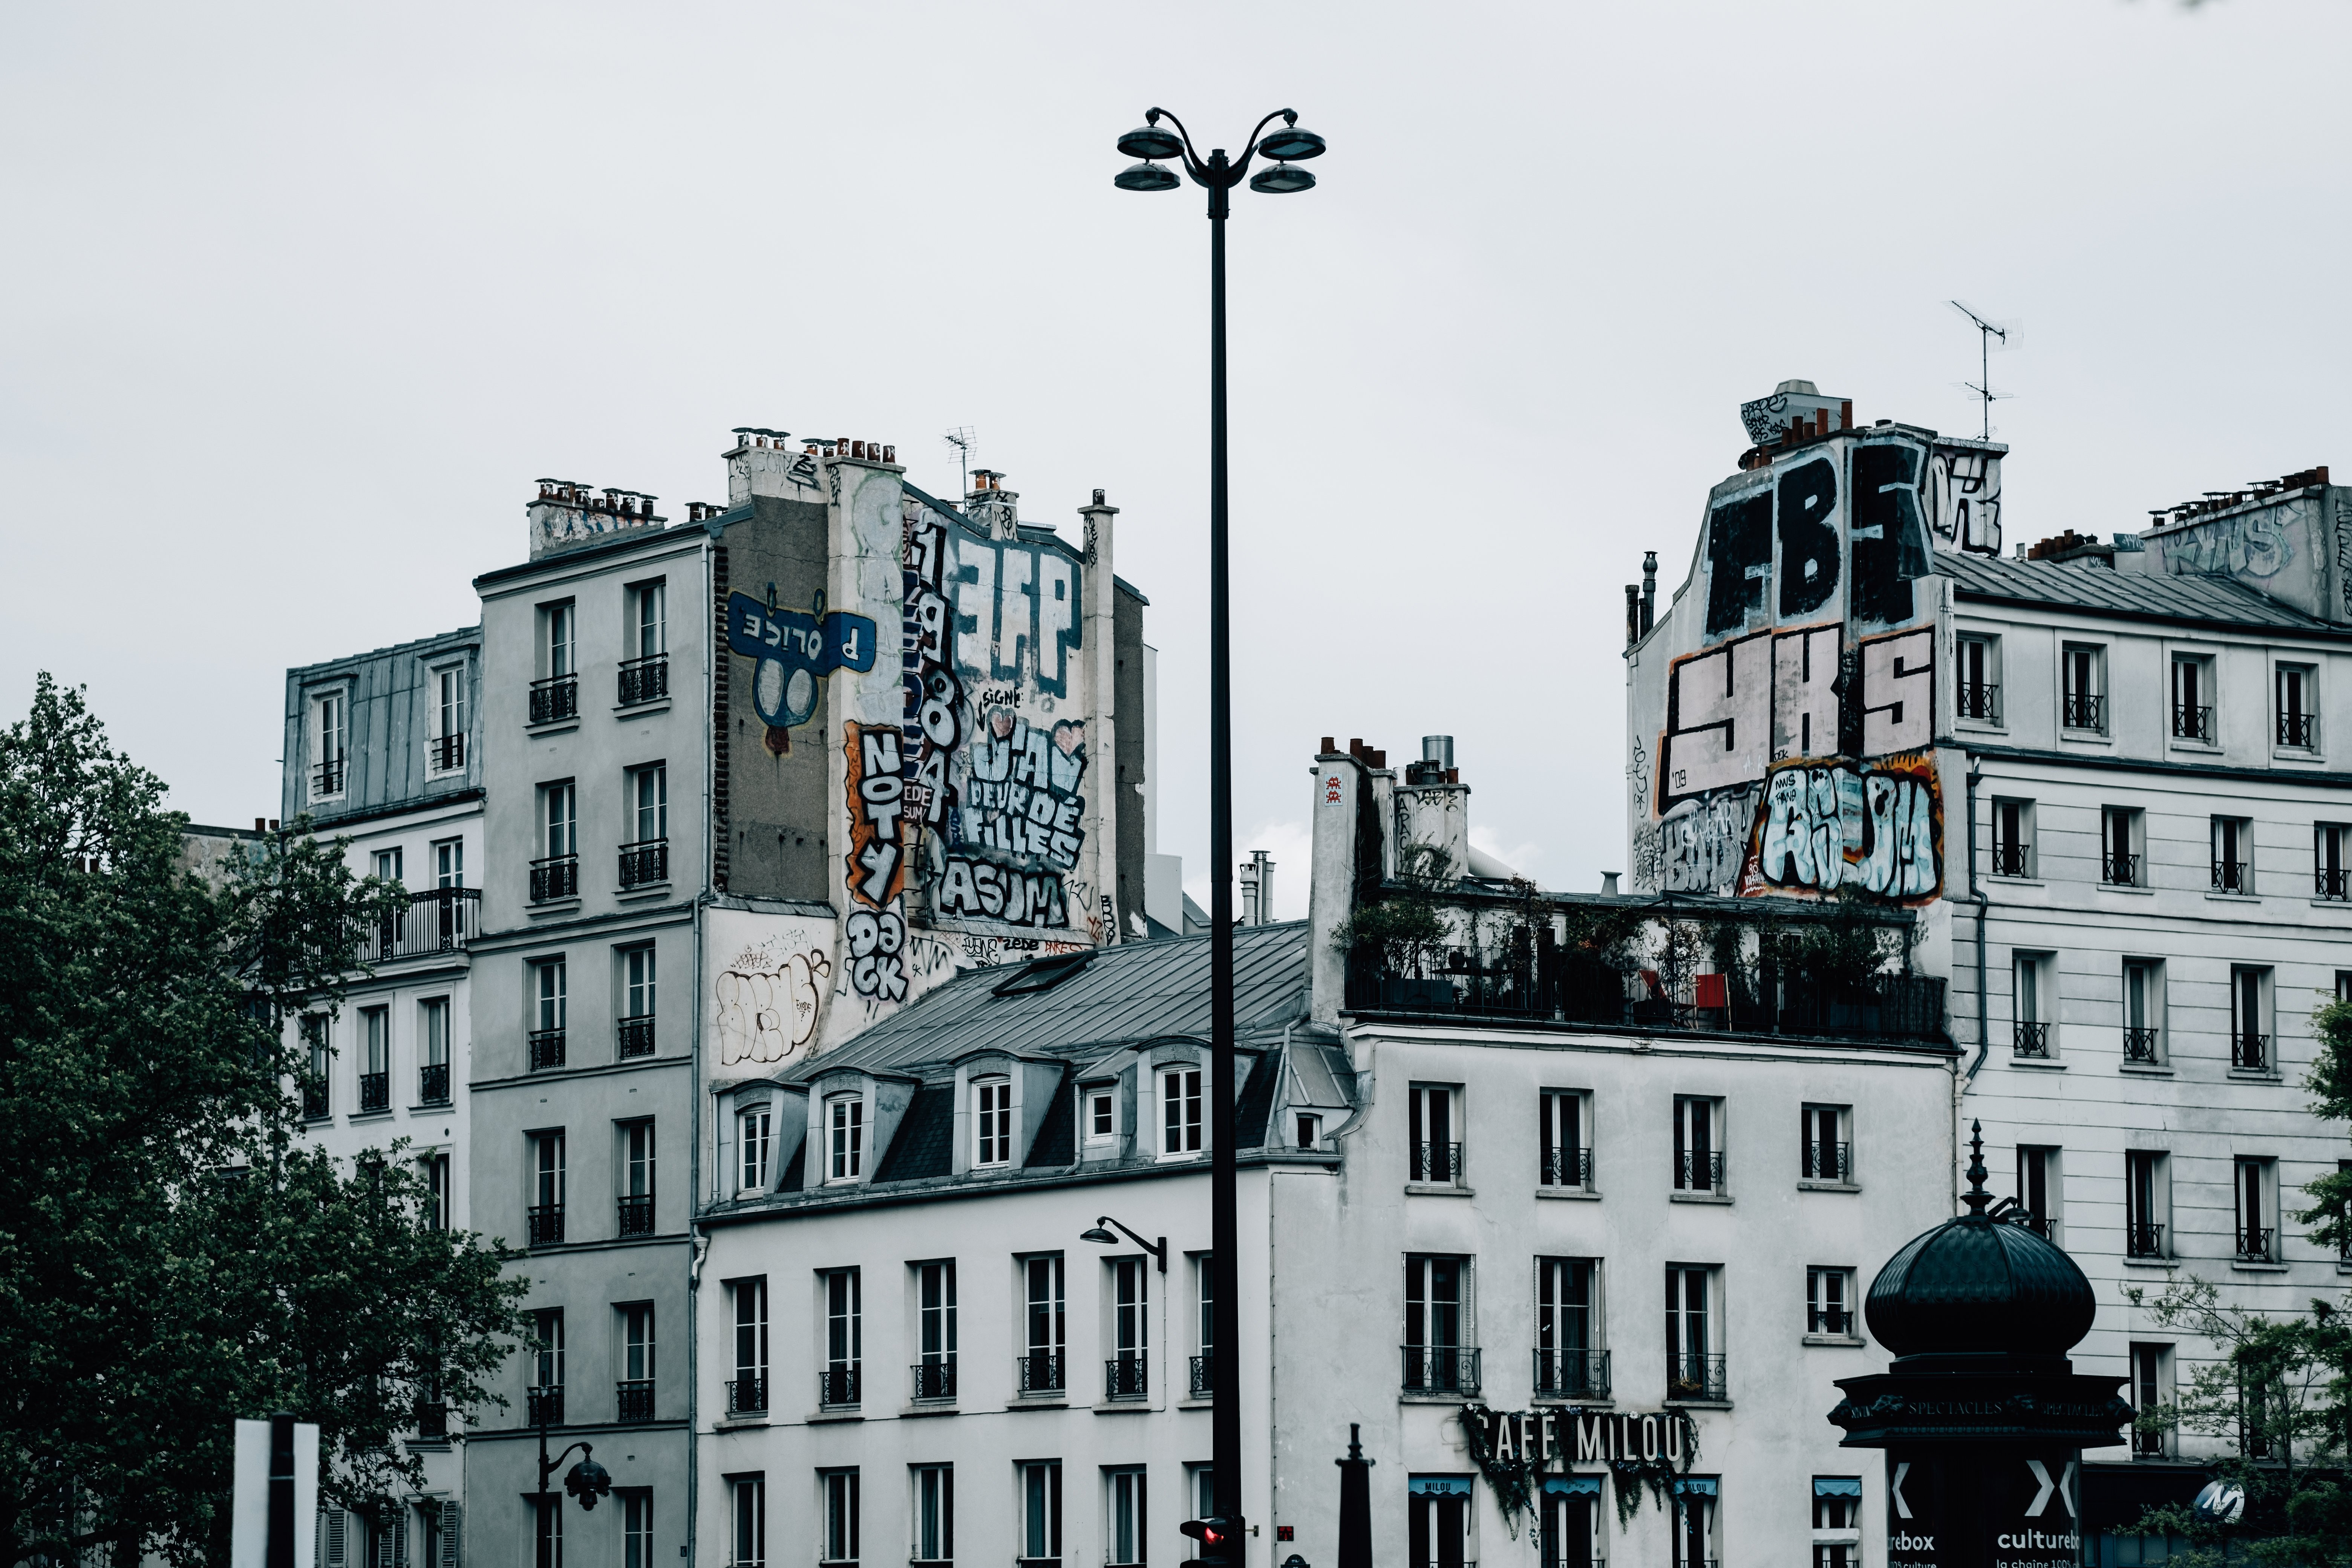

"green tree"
[0,675,528,1567]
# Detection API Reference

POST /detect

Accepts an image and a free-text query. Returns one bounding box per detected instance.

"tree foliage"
[0,675,528,1567]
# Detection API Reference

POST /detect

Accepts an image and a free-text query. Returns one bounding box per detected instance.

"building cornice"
[1960,743,2352,790]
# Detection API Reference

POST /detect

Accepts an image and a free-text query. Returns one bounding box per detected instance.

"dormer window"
[828,1093,864,1181]
[974,1077,1013,1167]
[738,1104,772,1194]
[1083,1086,1118,1145]
[1161,1067,1204,1158]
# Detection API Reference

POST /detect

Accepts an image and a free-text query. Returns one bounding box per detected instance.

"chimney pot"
[1445,768,1459,784]
[1601,871,1621,895]
[270,819,280,830]
[1320,735,1335,754]
[254,817,265,831]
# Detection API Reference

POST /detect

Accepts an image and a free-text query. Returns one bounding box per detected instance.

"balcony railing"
[1992,841,2031,877]
[819,1364,861,1407]
[1957,681,2000,721]
[618,839,669,888]
[530,854,579,903]
[412,1401,448,1439]
[2102,852,2140,887]
[1808,1305,1855,1336]
[1542,1147,1594,1188]
[1411,1142,1463,1184]
[618,655,669,708]
[2213,859,2251,894]
[2232,1032,2270,1072]
[358,1072,389,1113]
[1533,1348,1610,1400]
[418,1062,450,1104]
[616,1380,654,1423]
[1675,1151,1725,1193]
[312,757,347,797]
[1401,1346,1481,1396]
[2236,1226,2275,1263]
[2126,1221,2166,1260]
[2174,703,2215,742]
[1802,1142,1851,1182]
[2013,1022,2051,1059]
[429,732,465,771]
[526,1386,564,1427]
[1667,1352,1727,1403]
[617,1015,656,1059]
[2123,1027,2161,1064]
[2321,868,2351,902]
[364,887,481,963]
[1105,1356,1148,1401]
[529,674,578,726]
[2280,712,2316,748]
[2063,693,2106,731]
[911,1358,957,1401]
[618,1194,654,1237]
[528,1029,567,1071]
[302,1082,328,1119]
[1018,1354,1064,1395]
[526,1204,564,1246]
[727,1376,766,1416]
[1190,1355,1214,1398]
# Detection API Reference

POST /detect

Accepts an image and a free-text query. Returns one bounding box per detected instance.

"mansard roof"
[1934,552,2343,635]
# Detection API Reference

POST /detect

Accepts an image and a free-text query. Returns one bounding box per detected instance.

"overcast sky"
[7,2,2350,917]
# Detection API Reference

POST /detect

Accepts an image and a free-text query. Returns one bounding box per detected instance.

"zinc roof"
[1931,553,2340,634]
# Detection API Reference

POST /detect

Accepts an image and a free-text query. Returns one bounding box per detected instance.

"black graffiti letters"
[1851,441,1930,625]
[1705,491,1773,636]
[1777,456,1841,618]
[938,854,1070,928]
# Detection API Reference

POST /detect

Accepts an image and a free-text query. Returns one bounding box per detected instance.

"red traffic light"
[1181,1517,1235,1550]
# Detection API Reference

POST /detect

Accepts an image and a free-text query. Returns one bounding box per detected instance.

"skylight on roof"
[992,952,1095,997]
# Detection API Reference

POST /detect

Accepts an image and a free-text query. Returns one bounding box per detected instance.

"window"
[1192,1254,1215,1398]
[1186,1469,1217,1561]
[622,766,668,887]
[1105,1469,1146,1566]
[423,1152,450,1231]
[2124,960,2164,1064]
[1161,1066,1203,1156]
[374,847,404,884]
[358,1007,389,1113]
[2015,1146,2060,1242]
[2213,815,2253,894]
[418,997,450,1103]
[1540,1476,1600,1568]
[2102,806,2142,887]
[974,1078,1013,1167]
[1672,1096,1723,1193]
[1408,1477,1473,1568]
[1022,1255,1065,1395]
[1801,1104,1850,1183]
[1404,1256,1475,1394]
[1673,1478,1720,1568]
[821,1471,859,1568]
[2173,654,2216,741]
[2320,824,2352,900]
[1666,1266,1721,1400]
[1806,1267,1856,1337]
[2062,642,2106,732]
[2132,1345,2171,1458]
[546,602,576,678]
[535,1495,563,1568]
[302,1015,330,1118]
[635,582,667,659]
[622,1492,652,1568]
[730,1477,764,1568]
[1539,1089,1590,1189]
[533,783,578,900]
[1811,1476,1862,1568]
[532,1309,565,1423]
[620,1120,655,1235]
[739,1104,773,1193]
[2235,1157,2277,1261]
[621,946,655,1058]
[1294,1112,1321,1150]
[1956,634,2000,722]
[2012,952,2052,1058]
[530,1132,566,1245]
[912,1466,953,1565]
[433,836,464,889]
[619,1304,655,1419]
[1535,1258,1602,1398]
[313,693,347,798]
[731,1279,767,1415]
[1410,1083,1461,1184]
[1991,798,2033,877]
[1108,1258,1148,1400]
[829,1095,865,1181]
[621,585,670,706]
[2232,966,2272,1072]
[822,1269,862,1406]
[430,666,467,771]
[1019,1463,1060,1568]
[914,1261,956,1400]
[2278,663,2318,748]
[532,959,568,1070]
[1083,1084,1117,1144]
[2125,1152,2167,1259]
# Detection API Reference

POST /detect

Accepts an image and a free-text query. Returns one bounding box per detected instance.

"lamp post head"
[1257,119,1326,162]
[1080,1222,1120,1245]
[1248,165,1315,195]
[565,1453,612,1510]
[1118,122,1185,161]
[1114,162,1182,193]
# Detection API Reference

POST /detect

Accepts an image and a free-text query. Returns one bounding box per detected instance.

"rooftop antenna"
[943,427,975,498]
[1949,300,2010,441]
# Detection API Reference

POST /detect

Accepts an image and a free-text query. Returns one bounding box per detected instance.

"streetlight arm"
[539,1442,594,1484]
[1092,1214,1169,1270]
[1147,106,1297,188]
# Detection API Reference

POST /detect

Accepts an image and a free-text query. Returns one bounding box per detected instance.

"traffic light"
[1181,1517,1237,1565]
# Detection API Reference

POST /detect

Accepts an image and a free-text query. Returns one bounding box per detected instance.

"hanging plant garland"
[1456,1405,1701,1534]
[1456,1404,1545,1538]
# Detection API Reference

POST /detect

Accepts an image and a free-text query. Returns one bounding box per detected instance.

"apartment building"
[279,622,486,1561]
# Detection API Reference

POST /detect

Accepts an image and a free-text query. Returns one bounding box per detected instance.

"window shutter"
[439,1501,461,1568]
[391,1510,406,1568]
[325,1508,347,1568]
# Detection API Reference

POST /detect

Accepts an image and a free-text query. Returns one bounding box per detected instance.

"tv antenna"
[943,427,975,497]
[1949,300,2011,441]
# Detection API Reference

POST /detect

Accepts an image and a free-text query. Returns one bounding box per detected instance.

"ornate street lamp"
[1110,105,1326,1561]
[532,1400,611,1568]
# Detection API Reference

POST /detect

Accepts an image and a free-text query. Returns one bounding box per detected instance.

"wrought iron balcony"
[2212,859,2251,894]
[2173,703,2214,741]
[617,839,668,888]
[2280,712,2316,748]
[1992,841,2031,877]
[618,655,669,707]
[615,1380,654,1423]
[2123,1027,2161,1064]
[358,1072,389,1113]
[418,1062,450,1105]
[530,854,579,903]
[2126,1221,2166,1260]
[302,1081,329,1119]
[617,1194,654,1237]
[1533,1348,1610,1400]
[1675,1151,1725,1193]
[2063,693,2106,731]
[819,1364,860,1407]
[911,1357,957,1401]
[1957,681,2000,721]
[1018,1354,1064,1395]
[618,1015,655,1059]
[525,1204,564,1247]
[429,732,465,771]
[1190,1354,1214,1398]
[364,887,481,963]
[1542,1147,1594,1188]
[1104,1356,1148,1401]
[1808,1305,1855,1336]
[727,1376,766,1416]
[2013,1022,2051,1059]
[1400,1345,1481,1396]
[528,674,578,725]
[1667,1352,1727,1402]
[412,1401,448,1439]
[2321,868,2351,902]
[1411,1141,1463,1184]
[526,1386,564,1427]
[1802,1141,1851,1182]
[2102,852,2141,887]
[312,757,347,797]
[2236,1226,2275,1263]
[528,1029,566,1071]
[2232,1032,2270,1072]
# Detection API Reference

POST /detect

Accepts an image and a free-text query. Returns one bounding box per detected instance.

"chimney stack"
[1641,552,1657,634]
[1625,585,1640,647]
[527,476,665,560]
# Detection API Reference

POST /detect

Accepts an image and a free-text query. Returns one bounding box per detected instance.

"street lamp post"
[1111,104,1326,1561]
[531,1400,611,1568]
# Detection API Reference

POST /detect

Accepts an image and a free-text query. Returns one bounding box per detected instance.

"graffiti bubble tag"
[716,944,833,1066]
[1657,788,1756,896]
[962,712,1087,870]
[2158,510,2295,580]
[843,721,910,910]
[1752,755,1940,900]
[727,590,879,729]
[845,905,908,1002]
[938,853,1070,929]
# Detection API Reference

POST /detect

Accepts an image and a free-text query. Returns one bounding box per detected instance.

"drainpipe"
[683,535,715,1568]
[1961,757,1991,1082]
